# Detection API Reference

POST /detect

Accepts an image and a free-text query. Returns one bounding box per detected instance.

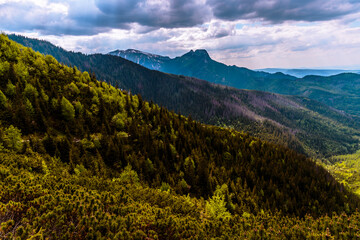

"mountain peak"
[194,49,209,55]
[109,48,170,60]
[109,49,146,55]
[125,49,146,54]
[183,49,211,59]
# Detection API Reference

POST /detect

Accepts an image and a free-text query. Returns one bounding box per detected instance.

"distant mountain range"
[258,68,360,78]
[110,49,360,79]
[109,49,360,116]
[109,49,297,92]
[8,34,360,158]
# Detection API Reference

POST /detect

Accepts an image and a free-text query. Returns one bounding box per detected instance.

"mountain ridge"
[109,47,360,116]
[258,68,360,78]
[109,47,282,90]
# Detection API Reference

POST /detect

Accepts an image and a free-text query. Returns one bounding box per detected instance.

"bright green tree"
[3,125,23,152]
[0,90,7,107]
[114,165,140,186]
[61,96,75,121]
[111,112,127,130]
[5,81,16,96]
[24,83,38,99]
[205,184,231,220]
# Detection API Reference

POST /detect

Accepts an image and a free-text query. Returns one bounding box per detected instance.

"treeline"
[0,34,359,220]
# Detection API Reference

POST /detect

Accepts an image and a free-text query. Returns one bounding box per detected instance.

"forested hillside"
[8,34,360,158]
[1,34,359,214]
[2,34,360,238]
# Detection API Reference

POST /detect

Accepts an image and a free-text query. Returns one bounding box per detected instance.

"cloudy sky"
[1,0,360,69]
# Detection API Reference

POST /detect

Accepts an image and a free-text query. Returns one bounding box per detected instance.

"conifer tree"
[3,125,23,151]
[0,89,7,107]
[61,96,75,121]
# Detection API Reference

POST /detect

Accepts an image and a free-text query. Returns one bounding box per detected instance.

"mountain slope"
[8,34,360,158]
[1,34,360,219]
[110,48,360,116]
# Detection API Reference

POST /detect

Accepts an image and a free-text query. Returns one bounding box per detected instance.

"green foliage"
[51,98,58,110]
[80,138,95,149]
[40,88,49,102]
[5,81,15,97]
[81,71,91,83]
[0,89,7,107]
[0,60,10,76]
[74,164,87,177]
[42,159,50,176]
[114,165,140,186]
[205,185,231,220]
[2,125,23,152]
[24,83,38,99]
[90,133,101,148]
[61,96,75,121]
[184,157,195,173]
[74,101,84,115]
[160,182,171,192]
[65,82,80,95]
[144,158,154,174]
[14,61,28,80]
[177,178,189,192]
[326,150,360,196]
[24,98,34,115]
[111,112,127,130]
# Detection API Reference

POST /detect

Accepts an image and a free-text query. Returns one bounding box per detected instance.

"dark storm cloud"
[1,0,360,36]
[91,0,211,28]
[65,0,211,32]
[207,0,360,23]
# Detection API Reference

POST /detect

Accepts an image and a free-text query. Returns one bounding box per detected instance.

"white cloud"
[209,21,360,68]
[2,0,360,68]
[14,19,360,69]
